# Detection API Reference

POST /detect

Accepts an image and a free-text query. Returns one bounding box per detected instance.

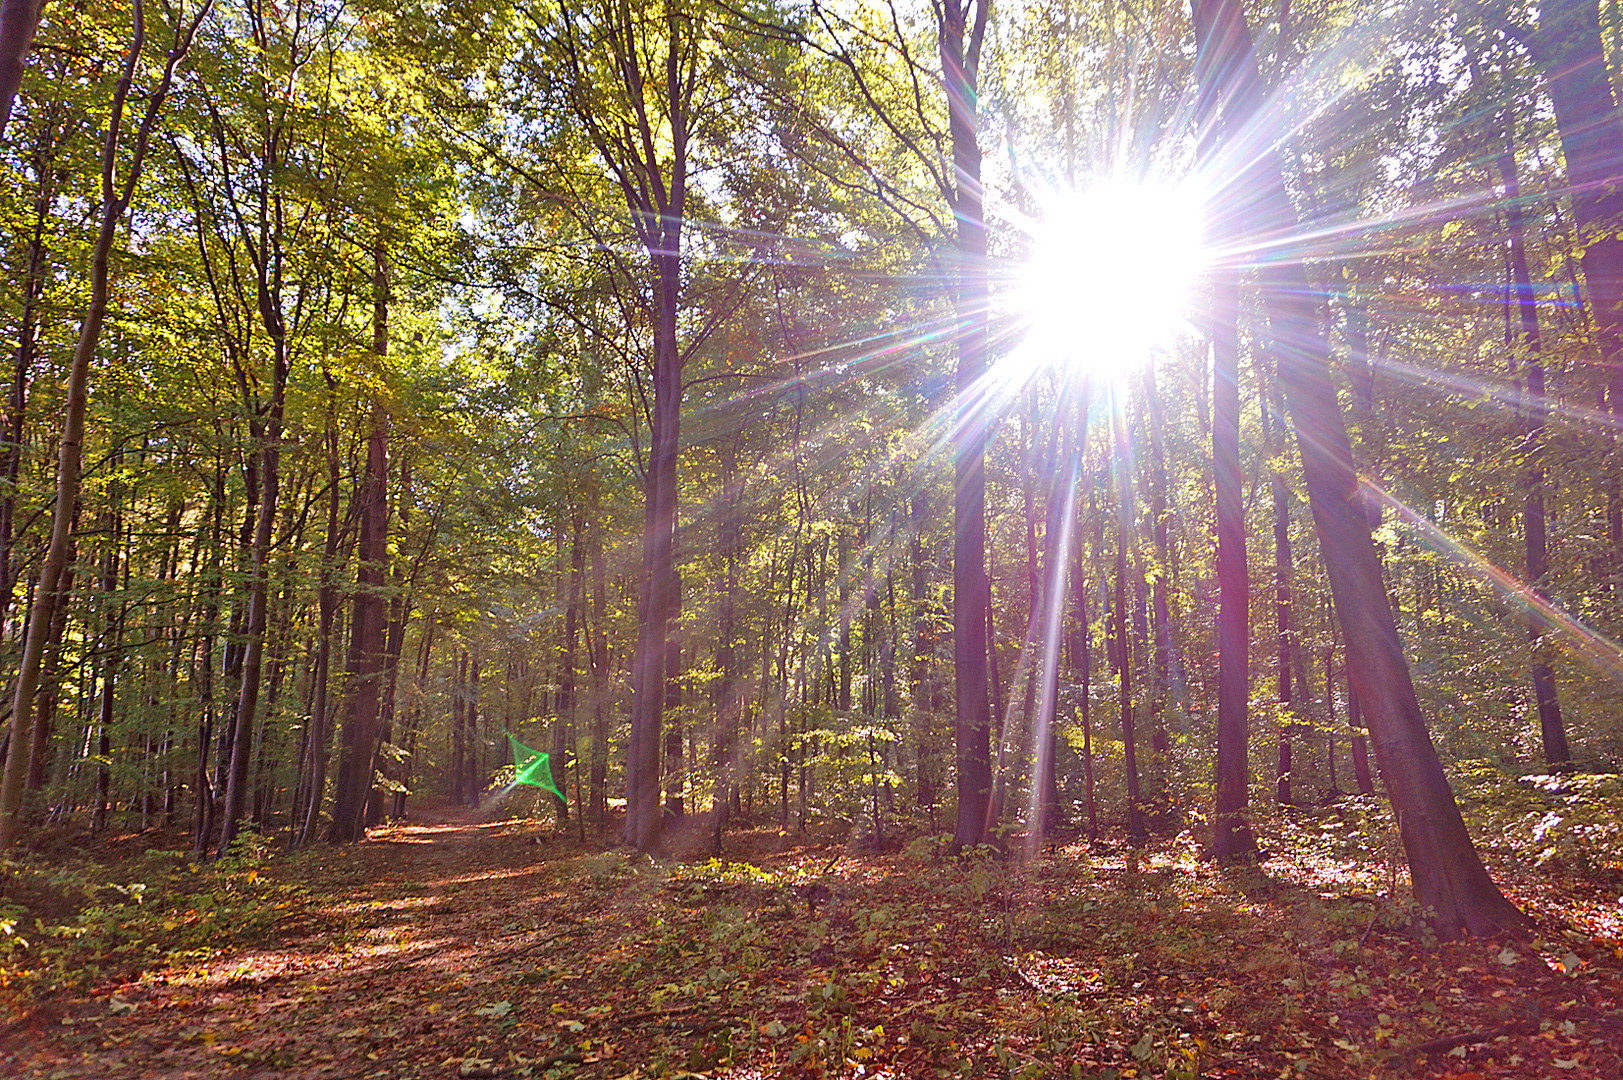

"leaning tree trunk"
[1191,0,1526,935]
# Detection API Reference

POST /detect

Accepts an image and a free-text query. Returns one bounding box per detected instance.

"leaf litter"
[0,805,1619,1079]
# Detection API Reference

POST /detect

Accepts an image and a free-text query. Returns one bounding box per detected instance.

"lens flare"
[1010,178,1206,382]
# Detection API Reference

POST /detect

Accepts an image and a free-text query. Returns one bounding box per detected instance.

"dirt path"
[1,812,595,1080]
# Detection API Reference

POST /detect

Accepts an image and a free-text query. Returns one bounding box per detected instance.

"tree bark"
[1266,377,1296,805]
[1494,113,1570,767]
[329,245,390,842]
[1526,4,1623,551]
[942,0,994,853]
[1111,390,1146,841]
[1210,279,1255,860]
[0,0,44,141]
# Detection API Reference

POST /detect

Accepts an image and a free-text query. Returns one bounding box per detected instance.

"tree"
[0,0,210,851]
[1190,0,1527,935]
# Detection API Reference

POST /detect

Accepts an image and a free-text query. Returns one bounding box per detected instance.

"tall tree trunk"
[1347,684,1374,795]
[1265,377,1296,805]
[450,650,467,804]
[1495,114,1570,767]
[1194,13,1259,858]
[712,439,741,853]
[297,415,345,846]
[556,513,582,823]
[0,0,206,847]
[588,513,609,831]
[92,514,123,834]
[190,463,226,856]
[909,492,936,818]
[465,656,481,806]
[1034,389,1080,841]
[329,247,390,842]
[1209,268,1255,859]
[1526,2,1623,574]
[942,0,994,852]
[1192,0,1526,935]
[1073,470,1099,843]
[1145,367,1176,827]
[1111,390,1146,842]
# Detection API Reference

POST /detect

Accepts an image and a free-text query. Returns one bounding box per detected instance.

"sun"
[1010,177,1206,381]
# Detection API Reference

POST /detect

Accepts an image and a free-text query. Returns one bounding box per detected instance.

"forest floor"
[0,800,1620,1080]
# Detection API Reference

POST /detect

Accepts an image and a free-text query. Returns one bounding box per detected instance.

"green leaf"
[473,1001,512,1018]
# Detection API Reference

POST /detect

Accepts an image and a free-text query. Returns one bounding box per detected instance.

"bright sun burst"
[1011,177,1207,382]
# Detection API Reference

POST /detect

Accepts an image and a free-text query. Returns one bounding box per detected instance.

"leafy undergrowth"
[0,803,1618,1079]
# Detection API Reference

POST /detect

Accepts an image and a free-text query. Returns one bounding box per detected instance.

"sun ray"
[1366,482,1623,683]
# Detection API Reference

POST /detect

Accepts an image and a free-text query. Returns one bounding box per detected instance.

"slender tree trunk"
[465,656,481,806]
[556,514,581,823]
[1,0,207,847]
[1034,390,1080,840]
[1073,458,1099,843]
[909,492,936,817]
[190,464,225,856]
[1347,684,1374,795]
[588,514,609,831]
[1495,116,1570,767]
[1145,367,1176,827]
[1112,391,1146,842]
[712,440,741,852]
[450,650,466,804]
[1265,377,1296,806]
[943,0,994,852]
[297,418,344,845]
[92,525,122,834]
[1323,637,1339,796]
[1210,278,1255,858]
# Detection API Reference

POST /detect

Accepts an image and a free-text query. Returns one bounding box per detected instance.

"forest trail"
[3,807,1622,1079]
